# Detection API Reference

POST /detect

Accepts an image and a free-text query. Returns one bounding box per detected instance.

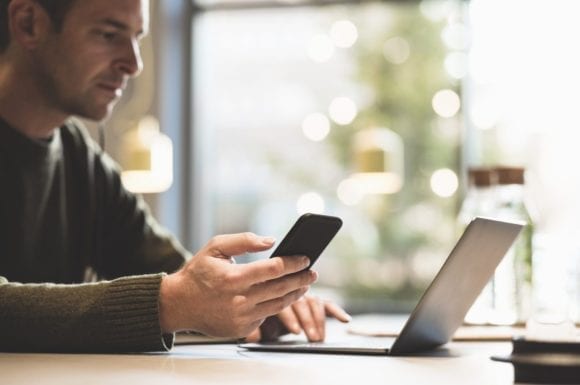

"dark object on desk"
[491,337,580,384]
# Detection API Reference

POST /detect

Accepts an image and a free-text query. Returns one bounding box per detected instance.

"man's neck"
[0,62,68,140]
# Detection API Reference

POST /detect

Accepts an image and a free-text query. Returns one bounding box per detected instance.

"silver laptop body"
[241,217,524,355]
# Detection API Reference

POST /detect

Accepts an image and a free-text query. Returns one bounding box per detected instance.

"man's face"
[32,0,149,121]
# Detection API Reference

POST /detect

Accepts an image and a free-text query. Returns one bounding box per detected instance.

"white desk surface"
[0,320,518,385]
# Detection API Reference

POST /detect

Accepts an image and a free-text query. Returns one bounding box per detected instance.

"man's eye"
[99,31,118,41]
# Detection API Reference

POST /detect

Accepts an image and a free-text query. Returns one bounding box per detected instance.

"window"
[191,0,465,312]
[467,0,580,320]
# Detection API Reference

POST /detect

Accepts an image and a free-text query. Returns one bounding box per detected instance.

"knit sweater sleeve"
[0,274,174,352]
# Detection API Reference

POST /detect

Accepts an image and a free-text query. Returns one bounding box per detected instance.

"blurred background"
[95,0,579,320]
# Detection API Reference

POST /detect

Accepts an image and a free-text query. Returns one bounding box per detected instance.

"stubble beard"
[44,79,119,123]
[64,93,118,122]
[31,54,120,123]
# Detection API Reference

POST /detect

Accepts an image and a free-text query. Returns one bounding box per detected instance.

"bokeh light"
[328,96,358,125]
[432,89,461,118]
[302,113,331,141]
[442,22,469,50]
[297,192,325,214]
[420,0,456,22]
[337,178,364,206]
[430,168,458,197]
[330,20,358,48]
[444,52,468,79]
[383,37,410,64]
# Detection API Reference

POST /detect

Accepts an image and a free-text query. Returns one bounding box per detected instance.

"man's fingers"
[206,233,275,258]
[324,301,352,323]
[277,306,301,334]
[292,297,321,342]
[248,270,317,304]
[244,328,261,343]
[253,287,308,321]
[308,296,326,340]
[236,255,311,286]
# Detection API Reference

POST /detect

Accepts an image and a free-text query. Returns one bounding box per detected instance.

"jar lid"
[495,166,525,185]
[468,167,494,187]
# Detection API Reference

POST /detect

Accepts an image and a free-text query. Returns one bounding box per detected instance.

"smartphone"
[269,213,343,270]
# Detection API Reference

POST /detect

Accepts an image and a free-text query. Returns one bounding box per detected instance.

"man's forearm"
[0,274,172,353]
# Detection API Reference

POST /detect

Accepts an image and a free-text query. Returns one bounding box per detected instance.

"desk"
[0,321,517,385]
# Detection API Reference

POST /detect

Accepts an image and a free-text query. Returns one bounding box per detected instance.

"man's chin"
[73,101,117,122]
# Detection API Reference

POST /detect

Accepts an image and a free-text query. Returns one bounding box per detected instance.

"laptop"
[241,217,524,355]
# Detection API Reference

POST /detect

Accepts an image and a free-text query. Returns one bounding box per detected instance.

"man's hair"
[0,0,77,53]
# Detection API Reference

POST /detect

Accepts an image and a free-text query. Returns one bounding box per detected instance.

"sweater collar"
[0,116,62,164]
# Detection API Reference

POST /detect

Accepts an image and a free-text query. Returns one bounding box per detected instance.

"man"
[0,0,349,352]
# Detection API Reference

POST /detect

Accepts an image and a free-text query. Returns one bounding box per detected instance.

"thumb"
[206,232,275,258]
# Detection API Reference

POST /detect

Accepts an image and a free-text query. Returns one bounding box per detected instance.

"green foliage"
[328,3,462,306]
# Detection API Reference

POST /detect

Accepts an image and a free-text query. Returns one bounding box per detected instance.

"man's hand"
[244,296,351,343]
[158,233,317,338]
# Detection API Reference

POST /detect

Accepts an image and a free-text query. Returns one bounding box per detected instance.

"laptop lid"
[241,217,524,355]
[389,216,523,354]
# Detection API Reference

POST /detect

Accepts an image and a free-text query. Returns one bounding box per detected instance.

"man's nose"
[116,38,143,77]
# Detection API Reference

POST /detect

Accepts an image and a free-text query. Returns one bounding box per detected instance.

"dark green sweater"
[0,117,188,352]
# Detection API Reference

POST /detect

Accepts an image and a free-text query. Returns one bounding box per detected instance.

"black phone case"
[269,213,342,269]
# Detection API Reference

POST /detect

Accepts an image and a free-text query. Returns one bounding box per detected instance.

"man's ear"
[8,0,52,49]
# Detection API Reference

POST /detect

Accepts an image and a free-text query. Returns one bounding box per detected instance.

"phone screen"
[269,213,343,269]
